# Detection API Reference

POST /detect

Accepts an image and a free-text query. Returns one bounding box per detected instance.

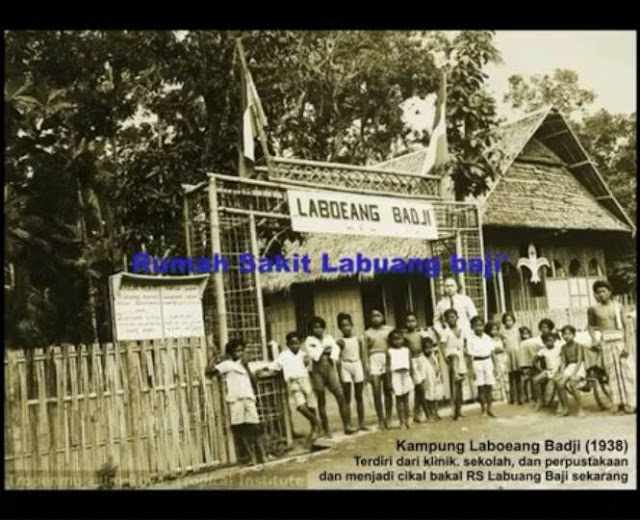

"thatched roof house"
[263,106,634,342]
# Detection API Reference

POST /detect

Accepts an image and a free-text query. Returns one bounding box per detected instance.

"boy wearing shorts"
[555,325,586,417]
[337,313,368,431]
[532,332,563,411]
[305,316,355,437]
[269,331,320,447]
[467,316,498,418]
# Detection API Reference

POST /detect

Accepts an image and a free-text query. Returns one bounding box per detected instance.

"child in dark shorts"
[305,316,355,437]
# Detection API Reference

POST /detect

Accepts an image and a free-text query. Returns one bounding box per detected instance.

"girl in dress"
[387,329,413,429]
[485,321,508,402]
[517,326,534,402]
[501,312,523,405]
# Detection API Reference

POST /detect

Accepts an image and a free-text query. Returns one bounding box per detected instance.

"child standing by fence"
[207,338,267,465]
[268,331,320,447]
[305,316,355,437]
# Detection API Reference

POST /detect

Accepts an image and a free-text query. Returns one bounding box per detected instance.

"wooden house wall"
[314,281,365,339]
[265,293,296,348]
[484,229,609,313]
[265,276,433,347]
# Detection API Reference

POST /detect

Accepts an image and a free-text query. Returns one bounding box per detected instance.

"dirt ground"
[190,395,636,490]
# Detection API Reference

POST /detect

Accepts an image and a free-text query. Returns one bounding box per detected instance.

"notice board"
[109,272,209,341]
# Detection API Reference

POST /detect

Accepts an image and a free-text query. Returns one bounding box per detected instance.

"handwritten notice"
[110,273,208,341]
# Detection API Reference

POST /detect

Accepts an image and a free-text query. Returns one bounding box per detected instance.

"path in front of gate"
[177,398,636,490]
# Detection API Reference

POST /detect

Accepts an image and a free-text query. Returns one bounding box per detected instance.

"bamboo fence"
[4,337,235,489]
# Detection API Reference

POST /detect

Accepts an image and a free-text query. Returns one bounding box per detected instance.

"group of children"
[206,279,633,463]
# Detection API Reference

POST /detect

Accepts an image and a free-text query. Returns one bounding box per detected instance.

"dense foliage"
[5,30,500,346]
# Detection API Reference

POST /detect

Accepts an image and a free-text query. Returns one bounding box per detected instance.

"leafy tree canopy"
[5,30,501,346]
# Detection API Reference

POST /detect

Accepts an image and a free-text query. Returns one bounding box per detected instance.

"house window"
[569,259,585,277]
[292,284,315,338]
[551,260,566,278]
[588,259,603,277]
[568,278,590,308]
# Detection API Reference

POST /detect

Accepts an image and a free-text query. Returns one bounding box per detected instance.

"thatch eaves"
[482,138,630,232]
[260,233,432,293]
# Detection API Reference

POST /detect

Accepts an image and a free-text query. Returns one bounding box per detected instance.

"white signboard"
[287,188,438,239]
[110,273,208,341]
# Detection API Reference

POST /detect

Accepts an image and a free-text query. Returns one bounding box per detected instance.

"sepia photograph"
[3,29,637,494]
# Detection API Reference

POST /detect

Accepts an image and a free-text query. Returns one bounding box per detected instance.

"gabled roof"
[482,138,630,232]
[486,107,634,232]
[376,148,430,175]
[374,106,634,232]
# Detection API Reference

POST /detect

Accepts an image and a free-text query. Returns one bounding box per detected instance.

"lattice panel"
[256,157,441,198]
[216,177,288,216]
[233,375,290,461]
[184,187,216,340]
[459,229,487,320]
[219,214,263,361]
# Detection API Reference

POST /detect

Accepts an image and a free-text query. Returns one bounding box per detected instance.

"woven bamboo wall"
[4,338,233,489]
[507,304,636,337]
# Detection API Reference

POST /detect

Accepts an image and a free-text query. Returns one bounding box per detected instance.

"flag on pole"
[422,72,449,175]
[238,43,268,163]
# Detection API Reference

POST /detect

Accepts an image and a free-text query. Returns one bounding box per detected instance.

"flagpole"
[236,38,250,178]
[235,38,273,178]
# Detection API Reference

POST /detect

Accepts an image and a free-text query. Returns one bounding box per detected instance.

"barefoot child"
[485,321,508,402]
[439,308,468,420]
[387,329,413,429]
[404,312,430,423]
[268,331,320,447]
[364,309,393,430]
[422,336,443,420]
[502,312,523,405]
[555,325,587,417]
[517,326,533,402]
[532,332,562,411]
[468,317,499,417]
[207,338,267,465]
[336,313,368,431]
[305,316,356,437]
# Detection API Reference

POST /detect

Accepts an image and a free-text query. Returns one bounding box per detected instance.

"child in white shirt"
[532,332,563,411]
[387,329,413,429]
[268,331,320,448]
[467,316,498,418]
[305,316,355,437]
[207,338,266,465]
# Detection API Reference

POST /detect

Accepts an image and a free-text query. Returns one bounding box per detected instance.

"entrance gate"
[183,161,486,362]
